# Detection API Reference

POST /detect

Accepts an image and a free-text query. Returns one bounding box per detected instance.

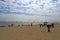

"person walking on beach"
[47,25,51,32]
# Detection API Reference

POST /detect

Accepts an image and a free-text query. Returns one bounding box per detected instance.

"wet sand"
[0,24,60,40]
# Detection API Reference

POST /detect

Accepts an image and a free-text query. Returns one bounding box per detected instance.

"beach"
[0,24,60,40]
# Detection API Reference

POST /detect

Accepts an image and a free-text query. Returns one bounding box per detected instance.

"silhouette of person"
[51,24,54,28]
[47,25,51,32]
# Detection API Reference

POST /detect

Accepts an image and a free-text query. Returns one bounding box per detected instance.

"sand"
[0,24,60,40]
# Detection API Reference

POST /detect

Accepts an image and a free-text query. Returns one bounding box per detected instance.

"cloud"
[0,14,32,22]
[0,0,60,23]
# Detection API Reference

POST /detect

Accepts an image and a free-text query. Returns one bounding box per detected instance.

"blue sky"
[0,0,60,23]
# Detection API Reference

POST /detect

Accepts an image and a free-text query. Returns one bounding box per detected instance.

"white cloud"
[0,0,60,23]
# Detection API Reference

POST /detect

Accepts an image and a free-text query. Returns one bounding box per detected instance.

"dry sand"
[0,24,60,40]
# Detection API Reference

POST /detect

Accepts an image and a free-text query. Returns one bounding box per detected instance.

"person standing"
[47,25,51,32]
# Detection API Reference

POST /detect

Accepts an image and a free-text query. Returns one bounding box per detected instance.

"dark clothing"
[47,25,51,27]
[47,25,51,32]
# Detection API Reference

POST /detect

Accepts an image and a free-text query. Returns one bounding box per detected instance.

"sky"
[0,0,60,23]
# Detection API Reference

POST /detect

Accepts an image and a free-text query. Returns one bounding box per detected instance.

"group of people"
[40,23,54,32]
[47,24,54,32]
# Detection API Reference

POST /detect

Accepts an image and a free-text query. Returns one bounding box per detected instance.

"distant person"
[51,24,54,28]
[47,25,51,32]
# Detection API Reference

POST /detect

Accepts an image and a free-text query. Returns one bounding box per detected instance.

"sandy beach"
[0,24,60,40]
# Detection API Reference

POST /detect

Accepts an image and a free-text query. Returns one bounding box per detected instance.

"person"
[51,24,54,28]
[47,25,51,32]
